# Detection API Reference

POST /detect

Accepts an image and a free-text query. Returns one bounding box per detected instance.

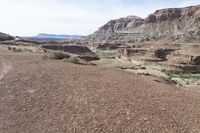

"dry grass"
[8,46,41,53]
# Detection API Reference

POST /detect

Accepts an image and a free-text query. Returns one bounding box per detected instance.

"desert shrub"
[95,50,117,58]
[24,48,33,52]
[11,47,16,51]
[8,46,12,50]
[127,39,135,43]
[13,47,23,52]
[51,52,70,60]
[42,52,70,60]
[65,57,80,64]
[42,54,49,60]
[8,46,37,52]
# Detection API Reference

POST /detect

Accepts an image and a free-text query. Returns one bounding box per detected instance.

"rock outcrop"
[119,43,200,72]
[88,5,200,43]
[42,45,99,61]
[96,42,129,50]
[0,32,14,41]
[95,16,144,34]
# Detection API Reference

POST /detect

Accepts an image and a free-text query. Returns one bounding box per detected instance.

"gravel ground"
[0,49,200,133]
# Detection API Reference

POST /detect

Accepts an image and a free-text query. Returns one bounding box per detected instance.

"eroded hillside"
[88,5,200,43]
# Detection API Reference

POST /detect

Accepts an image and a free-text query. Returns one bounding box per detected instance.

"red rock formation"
[95,16,144,34]
[89,5,200,42]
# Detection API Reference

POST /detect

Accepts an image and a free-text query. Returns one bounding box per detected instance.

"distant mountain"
[33,33,82,39]
[0,32,14,41]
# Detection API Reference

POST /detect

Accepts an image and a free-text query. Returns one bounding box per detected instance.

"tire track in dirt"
[0,57,12,80]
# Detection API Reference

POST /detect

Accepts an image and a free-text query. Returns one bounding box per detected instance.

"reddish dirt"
[0,50,200,133]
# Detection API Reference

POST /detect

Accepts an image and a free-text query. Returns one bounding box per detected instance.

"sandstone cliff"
[88,5,200,43]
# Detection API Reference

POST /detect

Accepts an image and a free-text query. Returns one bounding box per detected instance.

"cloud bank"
[0,0,199,36]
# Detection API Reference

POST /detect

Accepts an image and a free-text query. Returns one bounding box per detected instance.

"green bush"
[51,52,70,60]
[8,46,12,50]
[24,48,33,52]
[162,70,200,80]
[13,47,23,52]
[65,57,80,64]
[8,46,40,53]
[42,54,49,60]
[95,50,117,58]
[42,52,70,60]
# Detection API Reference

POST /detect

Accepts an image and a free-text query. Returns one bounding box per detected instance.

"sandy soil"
[0,58,12,80]
[0,46,200,133]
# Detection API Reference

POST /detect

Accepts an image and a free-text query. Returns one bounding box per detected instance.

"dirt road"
[0,48,200,132]
[0,58,12,80]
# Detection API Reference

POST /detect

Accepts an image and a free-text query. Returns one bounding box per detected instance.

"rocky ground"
[90,42,200,87]
[0,45,200,133]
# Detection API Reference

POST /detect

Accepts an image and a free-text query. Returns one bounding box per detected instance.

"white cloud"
[178,0,200,7]
[0,0,199,36]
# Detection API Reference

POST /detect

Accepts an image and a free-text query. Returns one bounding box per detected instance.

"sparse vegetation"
[8,46,12,50]
[170,73,200,80]
[8,46,23,52]
[42,51,70,60]
[14,47,23,52]
[162,70,200,79]
[41,54,49,60]
[95,50,117,58]
[162,69,200,87]
[52,52,70,60]
[8,46,39,53]
[42,51,94,65]
[64,57,81,64]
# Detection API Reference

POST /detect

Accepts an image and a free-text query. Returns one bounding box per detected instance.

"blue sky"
[0,0,199,36]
